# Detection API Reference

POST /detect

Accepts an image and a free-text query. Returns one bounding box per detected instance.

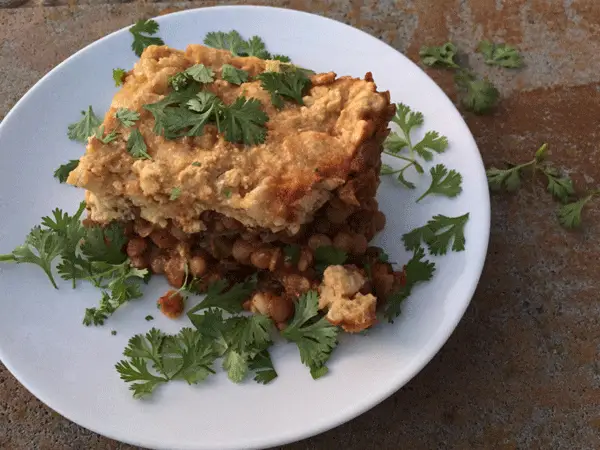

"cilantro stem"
[0,254,15,262]
[416,189,430,203]
[383,152,414,164]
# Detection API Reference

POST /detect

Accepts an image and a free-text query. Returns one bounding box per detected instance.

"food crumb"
[111,330,117,336]
[157,290,185,319]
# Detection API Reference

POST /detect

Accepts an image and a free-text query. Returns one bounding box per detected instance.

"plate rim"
[0,5,491,450]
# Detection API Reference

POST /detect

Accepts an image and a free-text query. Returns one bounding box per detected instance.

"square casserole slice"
[67,44,395,241]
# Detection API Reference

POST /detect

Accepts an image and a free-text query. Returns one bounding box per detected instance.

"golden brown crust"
[67,44,394,234]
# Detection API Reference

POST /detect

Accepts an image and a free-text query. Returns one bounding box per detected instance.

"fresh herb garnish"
[486,143,575,203]
[419,42,509,114]
[558,190,600,229]
[126,129,151,159]
[112,68,127,86]
[168,64,215,91]
[204,30,289,61]
[256,70,311,108]
[383,247,435,321]
[281,291,339,379]
[402,213,470,255]
[249,350,278,384]
[191,161,202,167]
[381,103,448,189]
[0,203,148,324]
[129,19,164,57]
[169,187,181,201]
[115,108,140,128]
[478,40,523,68]
[95,125,118,144]
[221,64,249,85]
[54,159,79,183]
[115,327,219,398]
[419,43,460,69]
[187,278,257,315]
[220,96,269,145]
[145,315,154,321]
[67,106,102,142]
[454,70,499,114]
[417,164,463,202]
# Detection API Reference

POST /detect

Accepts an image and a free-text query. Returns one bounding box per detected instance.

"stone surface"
[1,1,600,449]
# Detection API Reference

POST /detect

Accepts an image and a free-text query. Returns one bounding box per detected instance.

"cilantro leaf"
[163,328,219,384]
[129,19,164,57]
[478,40,523,69]
[169,186,181,201]
[54,159,79,183]
[67,106,102,142]
[314,245,348,273]
[257,70,311,108]
[95,125,118,144]
[115,357,168,399]
[1,226,63,288]
[203,30,287,61]
[412,131,449,161]
[486,165,524,192]
[383,103,447,190]
[115,108,140,128]
[244,35,271,59]
[419,42,460,69]
[187,278,257,314]
[112,68,127,86]
[417,164,463,202]
[558,191,599,229]
[219,96,269,145]
[383,247,435,321]
[42,202,87,287]
[455,71,499,114]
[249,350,278,384]
[185,64,215,83]
[127,129,151,159]
[204,30,247,56]
[80,222,127,264]
[221,64,249,85]
[221,314,274,383]
[282,291,338,378]
[116,327,219,398]
[272,54,291,63]
[402,213,470,255]
[541,166,574,203]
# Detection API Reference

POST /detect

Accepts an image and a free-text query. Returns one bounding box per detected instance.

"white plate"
[0,6,490,450]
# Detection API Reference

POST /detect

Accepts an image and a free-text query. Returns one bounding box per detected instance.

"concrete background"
[1,1,600,449]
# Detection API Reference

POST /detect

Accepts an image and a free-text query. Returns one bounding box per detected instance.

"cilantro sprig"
[129,19,164,57]
[54,159,79,183]
[486,143,575,203]
[417,164,462,202]
[144,88,268,145]
[478,40,523,68]
[116,327,220,398]
[67,106,102,142]
[204,30,290,61]
[168,64,215,91]
[381,103,448,189]
[558,191,600,229]
[419,41,522,114]
[0,202,148,323]
[115,108,140,128]
[281,291,339,379]
[402,213,470,255]
[257,70,311,108]
[383,247,435,321]
[221,64,249,85]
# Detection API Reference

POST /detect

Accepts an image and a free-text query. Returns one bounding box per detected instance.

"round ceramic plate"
[0,6,490,450]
